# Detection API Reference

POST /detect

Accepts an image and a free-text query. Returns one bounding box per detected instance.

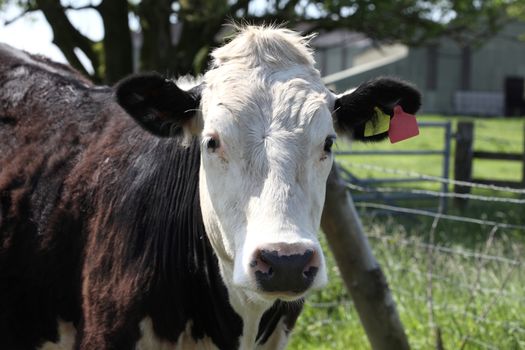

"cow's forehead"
[199,26,335,147]
[202,66,329,124]
[202,69,333,146]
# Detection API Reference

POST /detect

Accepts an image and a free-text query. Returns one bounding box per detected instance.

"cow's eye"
[206,137,220,152]
[324,136,335,153]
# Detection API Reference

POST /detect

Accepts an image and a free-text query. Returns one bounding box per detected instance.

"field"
[288,116,525,350]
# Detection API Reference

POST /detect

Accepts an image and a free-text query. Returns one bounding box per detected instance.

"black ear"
[115,73,202,137]
[333,77,421,141]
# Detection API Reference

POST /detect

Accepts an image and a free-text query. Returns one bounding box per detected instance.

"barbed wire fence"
[311,161,524,349]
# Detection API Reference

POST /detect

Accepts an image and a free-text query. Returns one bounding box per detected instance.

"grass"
[336,115,525,187]
[288,116,525,350]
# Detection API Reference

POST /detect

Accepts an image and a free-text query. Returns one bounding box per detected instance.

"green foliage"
[92,41,105,82]
[3,0,524,81]
[291,216,525,349]
[192,44,210,74]
[290,116,525,349]
[338,116,525,188]
[508,1,525,19]
[0,0,36,13]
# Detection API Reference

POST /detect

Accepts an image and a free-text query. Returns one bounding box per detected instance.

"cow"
[0,25,421,350]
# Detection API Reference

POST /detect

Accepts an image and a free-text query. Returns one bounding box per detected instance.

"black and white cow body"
[0,26,420,349]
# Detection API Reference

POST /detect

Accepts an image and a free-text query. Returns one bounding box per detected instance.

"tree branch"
[229,0,250,15]
[98,0,132,83]
[4,7,37,26]
[321,164,410,350]
[62,4,99,11]
[35,0,102,81]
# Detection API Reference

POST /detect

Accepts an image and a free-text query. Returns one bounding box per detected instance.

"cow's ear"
[333,77,421,141]
[115,73,202,137]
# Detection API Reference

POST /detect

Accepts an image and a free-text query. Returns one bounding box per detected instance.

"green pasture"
[289,116,525,350]
[337,115,524,187]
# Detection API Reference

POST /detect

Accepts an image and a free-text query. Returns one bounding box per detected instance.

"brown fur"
[0,43,300,350]
[0,43,142,349]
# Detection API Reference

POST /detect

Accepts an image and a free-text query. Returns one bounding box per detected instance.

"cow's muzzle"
[251,244,319,295]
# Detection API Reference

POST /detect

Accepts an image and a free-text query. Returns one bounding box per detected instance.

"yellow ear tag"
[364,107,391,137]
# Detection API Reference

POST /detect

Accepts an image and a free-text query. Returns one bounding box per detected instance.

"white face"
[115,25,422,311]
[198,64,335,304]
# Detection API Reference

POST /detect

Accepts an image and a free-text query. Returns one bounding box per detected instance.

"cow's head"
[115,26,420,306]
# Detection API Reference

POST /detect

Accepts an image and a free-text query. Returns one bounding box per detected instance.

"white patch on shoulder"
[0,43,61,75]
[175,75,203,91]
[135,317,219,350]
[256,317,289,350]
[38,319,76,350]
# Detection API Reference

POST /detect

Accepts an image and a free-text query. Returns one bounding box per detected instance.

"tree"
[2,0,523,84]
[1,1,522,349]
[321,164,411,350]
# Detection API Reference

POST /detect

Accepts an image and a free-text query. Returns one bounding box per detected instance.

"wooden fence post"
[454,121,474,208]
[321,163,410,350]
[522,122,525,187]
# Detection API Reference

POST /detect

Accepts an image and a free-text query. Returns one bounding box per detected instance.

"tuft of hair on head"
[210,24,317,69]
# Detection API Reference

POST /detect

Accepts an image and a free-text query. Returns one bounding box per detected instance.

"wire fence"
[346,182,525,204]
[343,162,525,194]
[304,161,525,350]
[356,202,525,230]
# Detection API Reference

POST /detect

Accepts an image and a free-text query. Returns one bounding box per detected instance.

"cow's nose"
[252,247,318,294]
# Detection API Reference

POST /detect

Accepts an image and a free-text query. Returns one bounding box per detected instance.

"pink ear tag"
[388,105,419,144]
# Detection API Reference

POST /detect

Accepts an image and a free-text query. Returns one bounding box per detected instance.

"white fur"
[175,75,203,91]
[38,320,76,350]
[256,318,290,350]
[135,318,218,350]
[0,43,60,76]
[41,26,336,350]
[197,26,335,348]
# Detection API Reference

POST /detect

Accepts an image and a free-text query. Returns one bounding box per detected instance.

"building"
[316,21,525,116]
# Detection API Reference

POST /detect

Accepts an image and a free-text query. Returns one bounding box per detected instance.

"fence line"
[440,328,499,350]
[343,162,525,194]
[459,260,519,350]
[313,153,524,348]
[476,135,519,145]
[311,262,525,304]
[425,201,441,338]
[356,202,525,230]
[392,287,525,333]
[310,286,525,338]
[367,234,522,266]
[346,182,525,204]
[385,263,525,301]
[309,291,525,334]
[459,225,499,336]
[460,337,499,350]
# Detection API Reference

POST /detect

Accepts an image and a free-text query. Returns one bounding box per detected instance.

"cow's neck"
[105,134,241,348]
[122,134,302,349]
[233,297,266,348]
[217,263,274,348]
[215,259,304,349]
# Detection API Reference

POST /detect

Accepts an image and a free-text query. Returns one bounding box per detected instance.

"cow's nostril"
[253,248,318,294]
[303,266,318,279]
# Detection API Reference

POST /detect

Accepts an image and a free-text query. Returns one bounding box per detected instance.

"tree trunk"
[460,45,471,91]
[138,0,173,73]
[172,19,220,75]
[321,163,410,350]
[35,0,101,82]
[453,121,474,209]
[99,0,133,84]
